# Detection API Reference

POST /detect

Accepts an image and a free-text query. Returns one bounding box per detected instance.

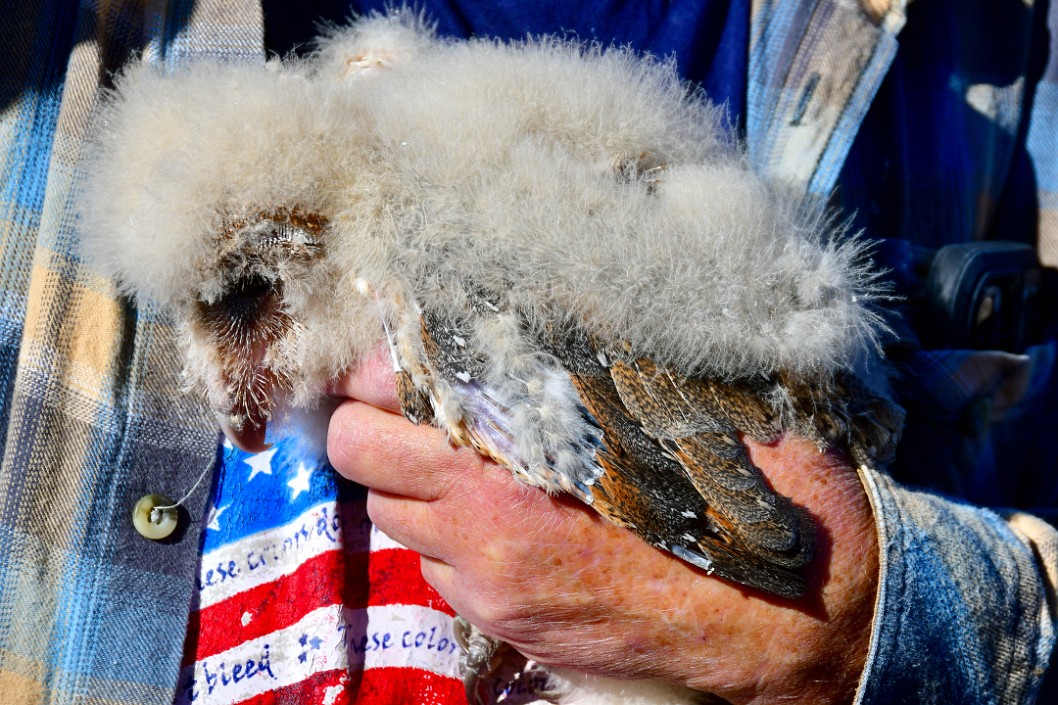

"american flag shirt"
[175,433,469,705]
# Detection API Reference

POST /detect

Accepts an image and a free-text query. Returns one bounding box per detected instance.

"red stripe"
[229,667,465,705]
[230,669,346,705]
[184,548,453,664]
[351,667,466,705]
[364,548,453,614]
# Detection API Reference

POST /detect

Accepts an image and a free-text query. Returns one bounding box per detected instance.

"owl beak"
[193,255,306,455]
[216,409,270,454]
[207,350,275,454]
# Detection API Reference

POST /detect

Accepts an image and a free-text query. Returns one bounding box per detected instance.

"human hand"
[326,349,879,705]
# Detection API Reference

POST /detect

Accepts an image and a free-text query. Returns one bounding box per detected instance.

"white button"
[132,494,179,540]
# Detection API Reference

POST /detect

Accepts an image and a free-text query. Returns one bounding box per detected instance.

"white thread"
[151,454,216,520]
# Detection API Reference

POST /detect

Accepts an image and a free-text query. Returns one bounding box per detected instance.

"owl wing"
[560,338,816,600]
[408,309,816,600]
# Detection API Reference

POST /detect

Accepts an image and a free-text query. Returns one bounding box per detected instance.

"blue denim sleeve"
[851,0,1058,694]
[855,466,1057,704]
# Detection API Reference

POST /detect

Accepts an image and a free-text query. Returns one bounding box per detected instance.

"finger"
[328,343,402,413]
[416,554,490,630]
[366,487,512,572]
[365,489,453,561]
[420,556,491,632]
[419,556,530,650]
[327,399,491,499]
[420,555,463,607]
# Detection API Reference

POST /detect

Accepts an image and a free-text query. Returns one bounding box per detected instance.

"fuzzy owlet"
[79,12,903,705]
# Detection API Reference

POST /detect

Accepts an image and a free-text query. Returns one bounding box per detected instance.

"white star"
[222,436,234,450]
[245,447,277,481]
[206,503,229,531]
[287,461,313,500]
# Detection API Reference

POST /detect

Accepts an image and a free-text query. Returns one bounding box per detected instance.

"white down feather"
[79,12,887,402]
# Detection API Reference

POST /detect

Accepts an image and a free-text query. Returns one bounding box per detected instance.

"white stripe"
[196,501,408,609]
[175,604,461,704]
[196,502,347,608]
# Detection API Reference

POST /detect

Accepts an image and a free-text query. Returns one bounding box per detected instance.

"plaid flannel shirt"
[0,2,262,702]
[1,0,1057,703]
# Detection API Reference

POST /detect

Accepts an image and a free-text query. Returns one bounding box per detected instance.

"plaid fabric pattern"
[0,2,262,703]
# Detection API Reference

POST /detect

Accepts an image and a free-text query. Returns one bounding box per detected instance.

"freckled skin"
[327,350,878,705]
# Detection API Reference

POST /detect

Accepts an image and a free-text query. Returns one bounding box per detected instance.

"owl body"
[80,12,902,704]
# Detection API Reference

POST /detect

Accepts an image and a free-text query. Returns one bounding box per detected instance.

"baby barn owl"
[79,12,902,705]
